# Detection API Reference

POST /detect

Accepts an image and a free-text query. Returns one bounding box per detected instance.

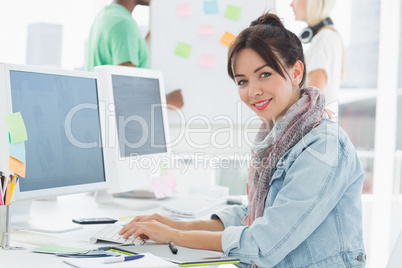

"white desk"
[0,193,236,268]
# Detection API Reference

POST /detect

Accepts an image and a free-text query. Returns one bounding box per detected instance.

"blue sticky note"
[204,0,219,14]
[9,141,26,163]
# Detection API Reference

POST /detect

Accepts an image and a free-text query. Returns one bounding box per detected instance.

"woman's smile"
[253,98,272,111]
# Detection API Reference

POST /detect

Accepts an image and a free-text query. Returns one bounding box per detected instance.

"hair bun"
[250,13,284,28]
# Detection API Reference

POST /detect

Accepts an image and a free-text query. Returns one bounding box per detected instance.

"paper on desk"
[63,252,178,268]
[33,245,91,254]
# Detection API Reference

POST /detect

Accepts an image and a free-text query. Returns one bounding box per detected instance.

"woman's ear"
[291,60,304,86]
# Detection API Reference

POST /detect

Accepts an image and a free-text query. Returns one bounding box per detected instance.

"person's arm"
[121,213,225,232]
[119,218,223,251]
[118,62,136,67]
[165,89,183,110]
[217,127,364,267]
[308,69,327,92]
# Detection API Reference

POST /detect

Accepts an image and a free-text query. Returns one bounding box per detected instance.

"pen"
[169,241,178,254]
[102,254,145,264]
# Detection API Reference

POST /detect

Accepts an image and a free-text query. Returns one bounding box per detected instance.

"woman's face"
[290,0,308,22]
[233,48,301,122]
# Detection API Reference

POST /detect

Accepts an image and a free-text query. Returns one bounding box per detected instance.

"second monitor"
[94,65,171,202]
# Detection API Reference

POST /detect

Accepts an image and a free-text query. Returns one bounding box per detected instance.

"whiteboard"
[150,0,275,125]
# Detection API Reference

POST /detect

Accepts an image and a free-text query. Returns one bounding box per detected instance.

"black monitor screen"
[111,74,167,157]
[10,71,106,192]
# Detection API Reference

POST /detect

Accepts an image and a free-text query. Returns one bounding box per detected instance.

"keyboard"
[90,223,144,245]
[162,194,226,218]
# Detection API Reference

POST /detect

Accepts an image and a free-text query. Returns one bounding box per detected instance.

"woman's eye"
[261,72,271,78]
[237,79,247,86]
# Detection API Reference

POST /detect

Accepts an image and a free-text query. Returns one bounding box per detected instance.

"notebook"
[113,244,240,267]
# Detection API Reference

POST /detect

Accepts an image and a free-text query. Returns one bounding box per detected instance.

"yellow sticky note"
[5,112,28,144]
[225,5,241,21]
[175,42,192,58]
[220,31,236,47]
[9,156,26,178]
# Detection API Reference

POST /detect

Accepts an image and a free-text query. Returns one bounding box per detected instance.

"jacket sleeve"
[211,204,248,227]
[221,131,359,267]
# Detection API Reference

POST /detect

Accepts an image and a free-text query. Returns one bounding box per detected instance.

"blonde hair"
[306,0,345,81]
[306,0,336,26]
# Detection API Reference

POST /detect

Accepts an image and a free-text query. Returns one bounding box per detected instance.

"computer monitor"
[94,65,170,207]
[0,63,108,232]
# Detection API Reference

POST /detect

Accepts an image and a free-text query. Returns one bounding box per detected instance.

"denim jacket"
[213,119,366,268]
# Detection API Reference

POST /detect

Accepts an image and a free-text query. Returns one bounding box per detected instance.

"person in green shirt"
[86,0,183,110]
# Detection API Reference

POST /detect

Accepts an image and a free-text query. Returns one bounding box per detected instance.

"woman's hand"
[126,213,183,229]
[119,219,179,243]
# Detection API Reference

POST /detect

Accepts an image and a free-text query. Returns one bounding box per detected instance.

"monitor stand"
[94,190,159,211]
[10,200,82,233]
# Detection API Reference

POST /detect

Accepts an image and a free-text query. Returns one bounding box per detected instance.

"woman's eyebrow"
[254,64,269,73]
[234,64,269,77]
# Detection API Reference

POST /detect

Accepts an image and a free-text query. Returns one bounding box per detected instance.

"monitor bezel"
[0,62,108,201]
[94,65,171,194]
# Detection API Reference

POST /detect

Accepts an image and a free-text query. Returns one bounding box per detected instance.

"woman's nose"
[248,81,262,97]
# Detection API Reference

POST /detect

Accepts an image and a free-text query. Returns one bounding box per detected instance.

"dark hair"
[227,13,306,87]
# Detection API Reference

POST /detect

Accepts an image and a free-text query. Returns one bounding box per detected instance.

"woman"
[290,0,344,116]
[119,13,365,267]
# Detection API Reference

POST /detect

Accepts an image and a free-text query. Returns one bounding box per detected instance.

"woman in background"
[119,12,365,268]
[291,0,344,116]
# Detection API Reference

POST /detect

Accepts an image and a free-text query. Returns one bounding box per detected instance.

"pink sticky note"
[152,170,177,199]
[176,3,192,17]
[163,171,176,196]
[152,177,165,199]
[200,54,216,68]
[199,25,214,36]
[167,170,177,189]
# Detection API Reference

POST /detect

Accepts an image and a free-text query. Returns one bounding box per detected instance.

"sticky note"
[200,54,216,68]
[220,31,236,47]
[199,25,214,36]
[160,165,168,176]
[152,170,177,199]
[5,112,28,144]
[9,141,26,163]
[165,170,177,194]
[174,42,192,58]
[225,5,241,21]
[9,156,26,178]
[203,0,219,14]
[152,177,165,199]
[176,3,192,17]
